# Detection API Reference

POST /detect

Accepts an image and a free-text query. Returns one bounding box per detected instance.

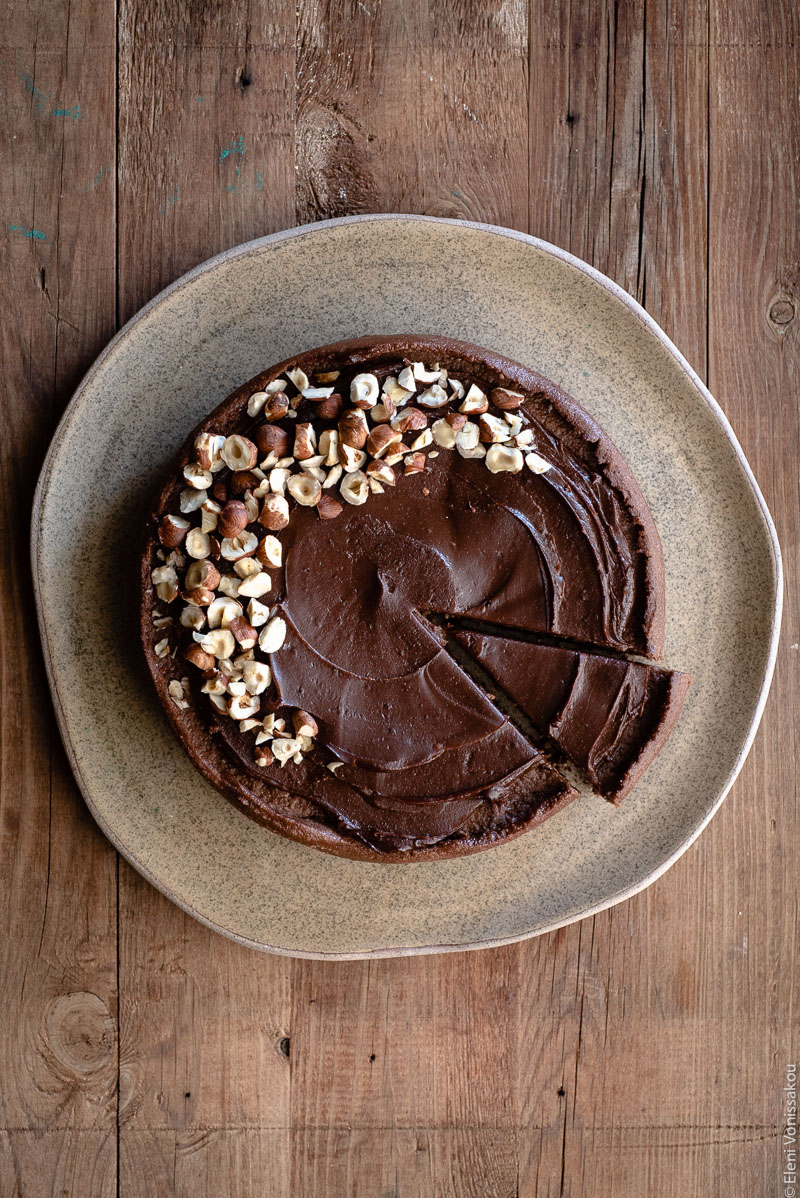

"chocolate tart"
[141,334,685,862]
[453,631,690,805]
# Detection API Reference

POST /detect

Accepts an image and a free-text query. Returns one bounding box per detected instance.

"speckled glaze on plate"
[31,216,782,959]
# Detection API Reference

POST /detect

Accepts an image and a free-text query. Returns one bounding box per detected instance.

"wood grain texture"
[2,0,797,1194]
[0,0,119,1195]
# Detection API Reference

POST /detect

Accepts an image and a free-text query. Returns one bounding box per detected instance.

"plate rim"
[30,214,784,959]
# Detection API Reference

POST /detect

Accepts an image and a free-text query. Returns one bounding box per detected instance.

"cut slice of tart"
[453,630,690,805]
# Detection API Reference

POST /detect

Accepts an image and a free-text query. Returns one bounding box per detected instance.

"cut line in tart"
[141,335,688,862]
[452,629,690,806]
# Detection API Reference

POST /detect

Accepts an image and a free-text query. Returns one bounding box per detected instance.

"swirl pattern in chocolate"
[141,335,679,862]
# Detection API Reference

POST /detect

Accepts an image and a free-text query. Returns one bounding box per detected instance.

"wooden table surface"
[2,1,797,1195]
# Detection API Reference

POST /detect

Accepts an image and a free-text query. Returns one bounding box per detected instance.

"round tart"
[141,335,687,862]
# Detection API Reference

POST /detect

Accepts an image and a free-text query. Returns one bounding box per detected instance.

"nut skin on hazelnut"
[229,469,261,495]
[228,615,259,648]
[366,459,396,486]
[185,558,221,591]
[445,411,467,430]
[317,393,343,420]
[256,534,282,568]
[366,424,402,458]
[338,408,369,449]
[158,513,190,548]
[293,422,316,461]
[264,393,290,422]
[491,387,525,410]
[293,710,319,738]
[256,424,289,458]
[404,452,426,475]
[317,493,344,520]
[184,644,215,671]
[391,406,427,434]
[212,480,229,504]
[218,499,250,539]
[183,586,215,607]
[258,494,290,530]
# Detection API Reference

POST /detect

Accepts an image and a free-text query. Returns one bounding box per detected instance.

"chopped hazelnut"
[339,444,368,473]
[293,422,316,461]
[491,387,525,410]
[366,424,402,459]
[339,408,369,449]
[485,445,524,473]
[207,596,243,629]
[242,659,272,695]
[459,384,489,415]
[228,692,261,720]
[256,424,289,458]
[237,571,271,598]
[293,710,318,738]
[228,616,259,650]
[339,470,369,505]
[286,474,322,506]
[259,616,287,654]
[247,597,270,626]
[366,460,396,486]
[180,604,206,631]
[179,487,207,514]
[410,428,433,451]
[323,464,343,488]
[478,413,513,443]
[317,493,344,520]
[525,451,552,474]
[183,462,213,490]
[432,418,457,448]
[412,362,441,383]
[185,528,211,559]
[350,372,379,408]
[416,384,449,408]
[263,392,290,422]
[319,428,340,466]
[286,366,310,391]
[158,513,190,548]
[218,499,249,539]
[390,406,428,433]
[185,644,214,671]
[404,452,426,475]
[151,564,179,603]
[194,432,226,472]
[259,494,290,530]
[199,628,236,659]
[220,530,258,561]
[220,435,258,472]
[257,534,282,567]
[317,393,344,420]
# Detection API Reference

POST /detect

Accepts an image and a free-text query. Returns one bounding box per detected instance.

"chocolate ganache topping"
[141,335,683,863]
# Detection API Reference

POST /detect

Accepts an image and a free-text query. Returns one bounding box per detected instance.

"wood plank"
[115,2,298,1187]
[290,6,532,1190]
[524,3,723,1194]
[118,870,292,1132]
[0,1130,116,1198]
[119,1130,290,1196]
[289,950,520,1131]
[706,0,799,1194]
[0,0,118,1166]
[295,0,529,228]
[291,1128,519,1197]
[117,0,297,323]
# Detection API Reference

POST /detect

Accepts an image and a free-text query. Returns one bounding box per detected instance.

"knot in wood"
[44,991,115,1079]
[769,299,795,327]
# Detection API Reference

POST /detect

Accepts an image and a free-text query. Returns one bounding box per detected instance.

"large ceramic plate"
[31,216,781,958]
